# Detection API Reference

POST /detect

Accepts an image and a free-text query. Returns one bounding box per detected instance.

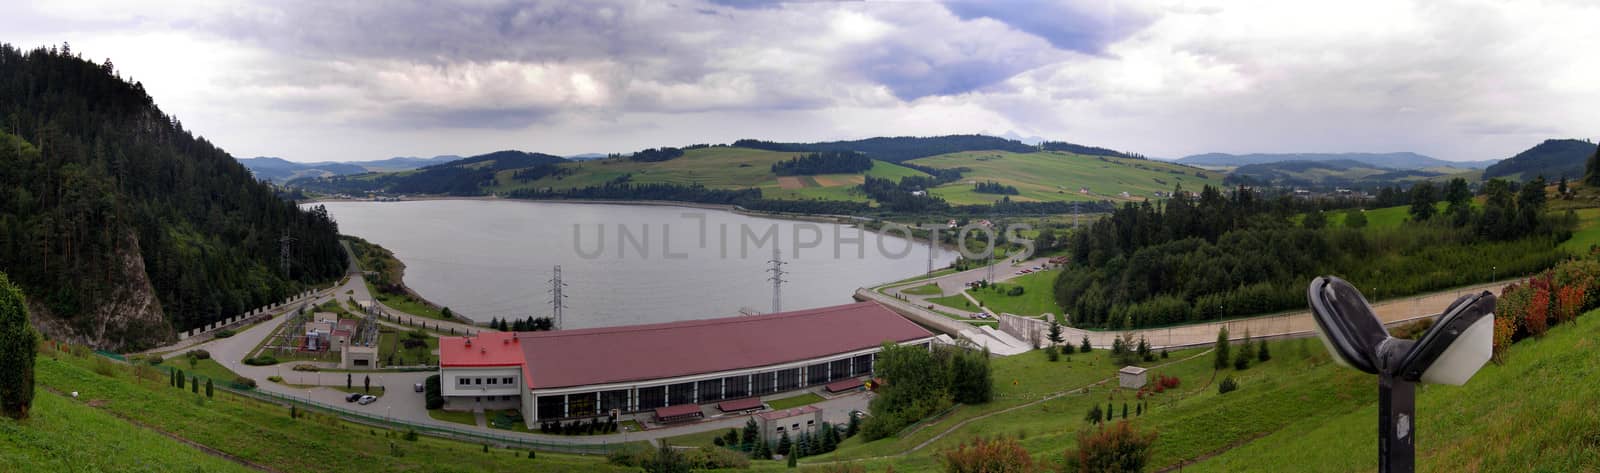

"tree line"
[769,151,873,176]
[1055,182,1569,328]
[973,181,1020,195]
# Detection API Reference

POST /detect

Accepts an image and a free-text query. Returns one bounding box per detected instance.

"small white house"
[1118,366,1148,389]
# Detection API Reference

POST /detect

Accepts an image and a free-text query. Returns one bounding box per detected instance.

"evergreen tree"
[1559,175,1568,195]
[365,375,371,393]
[846,412,861,438]
[191,376,198,393]
[1586,142,1600,187]
[1121,403,1128,419]
[347,373,352,389]
[1086,405,1103,424]
[1105,403,1114,422]
[776,431,791,456]
[742,418,760,451]
[176,370,185,390]
[1214,327,1230,370]
[724,429,740,449]
[205,378,214,398]
[1258,338,1271,362]
[1047,319,1064,349]
[0,273,37,420]
[788,451,797,468]
[820,422,838,452]
[1136,403,1142,416]
[1080,335,1093,353]
[754,437,772,460]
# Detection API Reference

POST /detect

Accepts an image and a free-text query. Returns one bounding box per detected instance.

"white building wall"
[439,366,523,399]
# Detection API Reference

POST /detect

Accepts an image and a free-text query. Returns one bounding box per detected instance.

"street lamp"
[1307,276,1495,472]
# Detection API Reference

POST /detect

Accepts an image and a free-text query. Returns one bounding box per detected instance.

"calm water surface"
[314,199,954,328]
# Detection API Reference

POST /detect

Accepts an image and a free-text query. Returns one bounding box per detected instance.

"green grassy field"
[663,427,735,449]
[0,390,258,472]
[766,392,824,410]
[967,269,1062,317]
[378,328,440,366]
[27,348,627,472]
[900,283,943,296]
[907,151,1224,205]
[928,293,979,315]
[428,408,478,427]
[1559,207,1600,255]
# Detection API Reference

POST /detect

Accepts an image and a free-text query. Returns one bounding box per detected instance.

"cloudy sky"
[5,0,1598,163]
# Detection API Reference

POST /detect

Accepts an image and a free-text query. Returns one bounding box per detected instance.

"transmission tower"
[767,247,787,314]
[926,230,936,274]
[1073,201,1080,229]
[279,231,295,278]
[548,265,568,330]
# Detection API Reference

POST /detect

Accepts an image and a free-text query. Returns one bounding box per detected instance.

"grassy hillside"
[0,390,257,472]
[906,151,1224,205]
[20,345,626,473]
[1191,308,1600,472]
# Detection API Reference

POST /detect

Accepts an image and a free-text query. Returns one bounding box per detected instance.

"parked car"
[345,393,362,403]
[357,395,378,405]
[414,383,425,393]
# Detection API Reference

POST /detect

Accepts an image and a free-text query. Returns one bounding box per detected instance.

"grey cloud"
[942,0,1156,55]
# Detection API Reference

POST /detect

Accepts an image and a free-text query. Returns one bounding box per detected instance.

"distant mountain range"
[1176,152,1496,170]
[1482,139,1598,181]
[1224,159,1469,189]
[237,155,462,183]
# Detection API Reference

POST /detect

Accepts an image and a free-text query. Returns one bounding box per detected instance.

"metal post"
[1378,374,1416,473]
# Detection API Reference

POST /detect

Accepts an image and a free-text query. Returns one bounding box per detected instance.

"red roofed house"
[437,301,937,427]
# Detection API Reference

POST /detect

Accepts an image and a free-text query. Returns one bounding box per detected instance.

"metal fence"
[130,354,631,455]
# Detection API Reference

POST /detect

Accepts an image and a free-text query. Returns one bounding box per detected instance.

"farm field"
[907,151,1224,205]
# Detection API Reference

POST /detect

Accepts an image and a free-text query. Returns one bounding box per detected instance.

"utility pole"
[926,228,936,274]
[1073,201,1080,229]
[548,265,568,330]
[279,231,295,278]
[767,247,787,314]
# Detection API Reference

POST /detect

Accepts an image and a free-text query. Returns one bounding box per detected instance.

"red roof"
[654,404,702,419]
[825,377,864,393]
[439,331,526,367]
[519,301,933,390]
[717,397,763,412]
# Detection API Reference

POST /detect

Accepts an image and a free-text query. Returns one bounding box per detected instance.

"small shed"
[1118,366,1148,389]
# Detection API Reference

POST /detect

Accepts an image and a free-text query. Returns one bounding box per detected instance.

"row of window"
[457,376,517,387]
[533,353,877,419]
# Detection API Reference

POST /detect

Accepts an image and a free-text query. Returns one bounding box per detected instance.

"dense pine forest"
[1056,180,1570,328]
[0,44,344,349]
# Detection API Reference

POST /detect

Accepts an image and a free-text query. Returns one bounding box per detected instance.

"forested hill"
[0,44,345,350]
[289,149,567,196]
[1483,138,1597,181]
[732,135,1039,162]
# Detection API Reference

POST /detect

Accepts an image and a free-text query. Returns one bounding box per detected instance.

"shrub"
[186,349,211,360]
[424,375,444,409]
[213,329,236,338]
[403,429,418,441]
[146,355,164,365]
[1492,316,1516,363]
[1214,327,1230,370]
[244,355,279,366]
[1388,318,1434,340]
[1219,376,1238,394]
[1527,288,1550,337]
[233,376,258,389]
[1257,339,1271,362]
[292,364,320,372]
[1061,421,1157,473]
[685,446,751,470]
[268,376,284,383]
[1046,349,1059,362]
[939,436,1034,473]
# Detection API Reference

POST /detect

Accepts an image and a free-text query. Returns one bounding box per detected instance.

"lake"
[313,199,955,328]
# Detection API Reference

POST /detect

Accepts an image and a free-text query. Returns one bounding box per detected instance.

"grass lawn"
[877,268,958,288]
[0,391,257,472]
[663,428,736,449]
[766,392,825,410]
[378,328,439,366]
[967,269,1062,317]
[427,409,479,427]
[161,358,244,385]
[900,283,943,296]
[928,294,979,315]
[31,348,627,472]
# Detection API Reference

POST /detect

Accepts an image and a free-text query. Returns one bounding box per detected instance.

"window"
[504,377,514,384]
[792,423,800,430]
[488,378,497,385]
[458,377,470,387]
[475,378,483,385]
[807,420,815,426]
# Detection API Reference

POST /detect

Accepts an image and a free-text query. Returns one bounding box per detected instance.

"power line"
[548,265,568,330]
[767,247,787,314]
[279,231,295,278]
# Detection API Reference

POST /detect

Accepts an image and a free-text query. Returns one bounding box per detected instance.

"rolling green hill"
[1483,138,1597,182]
[906,150,1223,205]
